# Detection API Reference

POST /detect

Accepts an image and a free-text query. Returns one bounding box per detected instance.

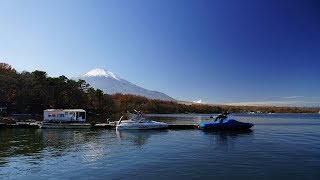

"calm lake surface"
[1,114,320,180]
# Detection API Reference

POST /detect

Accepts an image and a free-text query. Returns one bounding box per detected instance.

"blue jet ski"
[198,114,253,130]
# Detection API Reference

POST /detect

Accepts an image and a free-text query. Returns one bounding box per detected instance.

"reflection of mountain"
[116,130,168,147]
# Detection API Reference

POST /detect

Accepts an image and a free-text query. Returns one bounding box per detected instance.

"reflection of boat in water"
[200,129,253,147]
[116,110,168,130]
[116,129,168,146]
[201,128,253,135]
[198,113,253,131]
[116,130,151,146]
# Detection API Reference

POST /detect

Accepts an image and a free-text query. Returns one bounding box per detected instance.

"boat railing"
[118,116,124,125]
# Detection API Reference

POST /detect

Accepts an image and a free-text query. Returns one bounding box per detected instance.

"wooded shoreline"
[1,63,319,118]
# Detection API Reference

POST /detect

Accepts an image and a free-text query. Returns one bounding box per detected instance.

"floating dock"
[0,122,198,130]
[0,122,40,128]
[167,124,198,129]
[93,124,197,129]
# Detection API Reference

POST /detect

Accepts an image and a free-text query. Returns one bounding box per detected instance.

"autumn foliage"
[1,63,319,116]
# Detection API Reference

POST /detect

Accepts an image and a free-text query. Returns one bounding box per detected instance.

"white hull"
[116,122,168,130]
[39,122,92,129]
[116,111,168,130]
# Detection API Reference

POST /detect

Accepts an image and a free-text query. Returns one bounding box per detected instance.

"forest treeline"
[1,63,319,118]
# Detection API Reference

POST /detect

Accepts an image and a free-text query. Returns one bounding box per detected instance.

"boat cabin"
[43,109,86,122]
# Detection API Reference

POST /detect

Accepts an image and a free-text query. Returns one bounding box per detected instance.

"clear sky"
[1,0,320,106]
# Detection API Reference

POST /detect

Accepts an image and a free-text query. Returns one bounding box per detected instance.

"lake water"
[1,114,320,180]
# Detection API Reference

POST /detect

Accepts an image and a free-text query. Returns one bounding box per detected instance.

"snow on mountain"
[78,68,175,101]
[193,99,206,104]
[83,68,119,80]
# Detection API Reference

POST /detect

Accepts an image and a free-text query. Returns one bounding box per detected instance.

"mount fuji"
[78,68,175,101]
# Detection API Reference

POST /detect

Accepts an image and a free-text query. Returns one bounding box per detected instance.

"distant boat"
[116,110,168,130]
[198,114,253,131]
[39,109,93,129]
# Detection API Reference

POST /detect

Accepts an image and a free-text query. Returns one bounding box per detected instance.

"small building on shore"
[43,109,86,123]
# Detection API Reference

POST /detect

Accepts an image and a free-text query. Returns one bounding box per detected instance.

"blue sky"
[1,0,320,106]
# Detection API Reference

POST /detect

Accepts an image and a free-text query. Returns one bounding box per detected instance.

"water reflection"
[0,129,44,163]
[116,130,168,147]
[0,128,105,166]
[42,129,89,147]
[41,129,107,162]
[200,129,253,147]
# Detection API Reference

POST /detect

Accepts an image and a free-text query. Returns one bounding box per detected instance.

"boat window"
[57,114,64,117]
[65,112,68,115]
[79,112,86,120]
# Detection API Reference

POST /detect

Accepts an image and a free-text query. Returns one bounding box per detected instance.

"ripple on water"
[1,114,320,179]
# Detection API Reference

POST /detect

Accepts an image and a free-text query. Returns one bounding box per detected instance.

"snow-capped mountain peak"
[83,68,119,80]
[79,68,175,101]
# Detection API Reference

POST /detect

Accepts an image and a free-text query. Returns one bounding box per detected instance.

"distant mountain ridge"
[79,68,175,101]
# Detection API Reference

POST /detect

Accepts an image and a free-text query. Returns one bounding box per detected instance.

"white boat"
[116,111,168,130]
[40,109,92,129]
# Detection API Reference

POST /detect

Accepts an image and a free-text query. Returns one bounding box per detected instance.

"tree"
[0,62,16,74]
[0,63,18,102]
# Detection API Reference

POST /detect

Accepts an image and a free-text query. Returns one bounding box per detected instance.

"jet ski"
[198,113,253,130]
